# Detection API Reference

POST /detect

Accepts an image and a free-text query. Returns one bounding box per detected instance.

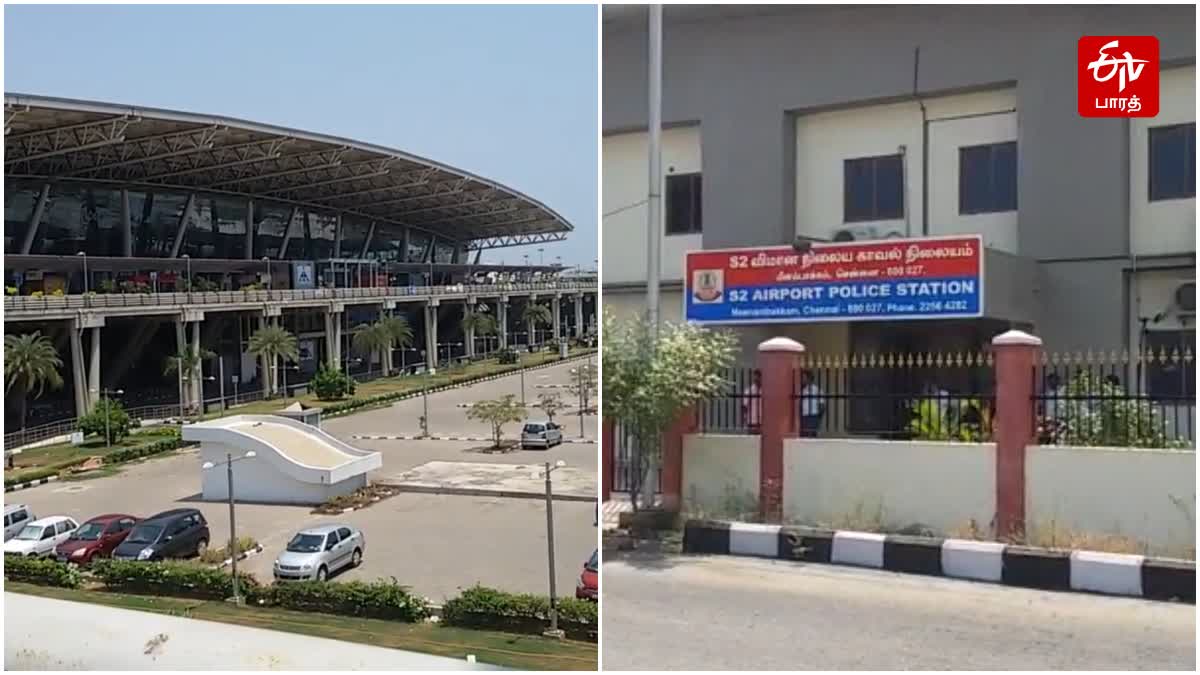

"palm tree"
[461,308,499,355]
[521,302,553,347]
[378,315,414,376]
[5,332,65,430]
[351,322,390,378]
[247,325,299,396]
[163,347,217,412]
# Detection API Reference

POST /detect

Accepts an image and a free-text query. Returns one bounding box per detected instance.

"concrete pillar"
[498,298,509,349]
[660,408,698,512]
[602,418,615,502]
[120,189,133,257]
[992,330,1041,541]
[574,294,584,338]
[425,302,439,372]
[552,294,562,342]
[757,336,805,522]
[88,327,101,411]
[20,184,51,255]
[191,320,203,411]
[69,319,88,418]
[463,303,476,359]
[323,309,342,370]
[174,319,189,408]
[255,315,271,395]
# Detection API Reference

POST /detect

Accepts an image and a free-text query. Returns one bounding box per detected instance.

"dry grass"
[312,483,397,515]
[947,517,1195,559]
[198,536,261,565]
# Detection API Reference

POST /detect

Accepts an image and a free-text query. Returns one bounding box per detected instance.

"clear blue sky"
[4,3,598,268]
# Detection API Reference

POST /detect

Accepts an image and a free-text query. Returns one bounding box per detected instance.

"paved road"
[602,554,1196,670]
[322,358,597,440]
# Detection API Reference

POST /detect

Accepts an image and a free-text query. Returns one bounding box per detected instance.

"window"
[959,142,1018,214]
[119,518,136,531]
[1146,329,1196,400]
[40,527,55,540]
[1149,123,1196,201]
[325,531,340,549]
[844,155,904,222]
[337,527,353,540]
[665,173,702,235]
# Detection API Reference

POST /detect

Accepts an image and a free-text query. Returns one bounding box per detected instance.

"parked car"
[55,514,140,565]
[576,549,598,601]
[112,509,209,561]
[521,421,563,449]
[3,516,79,557]
[273,524,365,582]
[3,504,35,542]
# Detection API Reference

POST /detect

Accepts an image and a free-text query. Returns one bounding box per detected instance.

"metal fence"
[698,367,761,434]
[612,421,661,494]
[1033,349,1195,448]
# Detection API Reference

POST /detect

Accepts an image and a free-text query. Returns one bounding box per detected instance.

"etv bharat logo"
[1078,36,1159,118]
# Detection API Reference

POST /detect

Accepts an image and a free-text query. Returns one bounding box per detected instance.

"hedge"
[2,554,83,588]
[256,579,429,622]
[441,585,597,642]
[91,559,259,600]
[4,456,92,487]
[104,436,193,464]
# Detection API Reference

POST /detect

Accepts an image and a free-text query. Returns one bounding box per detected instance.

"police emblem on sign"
[692,269,724,303]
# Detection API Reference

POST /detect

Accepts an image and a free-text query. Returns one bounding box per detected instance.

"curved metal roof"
[4,93,572,250]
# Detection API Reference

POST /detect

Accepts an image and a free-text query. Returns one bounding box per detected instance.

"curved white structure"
[183,415,382,505]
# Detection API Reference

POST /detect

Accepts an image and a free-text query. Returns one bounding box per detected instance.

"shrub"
[441,585,597,641]
[105,436,189,464]
[4,456,92,487]
[3,554,83,588]
[259,579,429,622]
[78,398,132,444]
[497,349,519,365]
[198,536,260,564]
[311,364,356,401]
[92,559,258,600]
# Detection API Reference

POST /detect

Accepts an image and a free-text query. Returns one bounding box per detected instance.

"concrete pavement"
[602,553,1196,670]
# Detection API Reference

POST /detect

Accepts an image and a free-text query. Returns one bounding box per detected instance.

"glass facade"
[407,231,431,262]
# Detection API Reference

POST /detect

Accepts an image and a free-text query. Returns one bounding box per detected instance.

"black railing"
[1033,351,1195,448]
[698,367,762,435]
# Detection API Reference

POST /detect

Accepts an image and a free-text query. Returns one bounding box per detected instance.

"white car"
[3,516,79,558]
[521,421,564,449]
[4,504,35,542]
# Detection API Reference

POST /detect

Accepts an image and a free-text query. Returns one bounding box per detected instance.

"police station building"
[602,4,1196,385]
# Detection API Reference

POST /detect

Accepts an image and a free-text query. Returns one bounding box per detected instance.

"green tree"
[538,392,566,423]
[466,394,527,449]
[1050,371,1186,448]
[351,322,390,378]
[78,398,132,444]
[569,360,598,412]
[247,325,299,397]
[4,332,65,430]
[163,347,216,413]
[602,310,737,511]
[521,302,553,346]
[378,315,414,376]
[462,307,499,355]
[310,363,356,401]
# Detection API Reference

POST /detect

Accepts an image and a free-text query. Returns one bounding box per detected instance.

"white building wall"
[602,126,703,284]
[794,89,1019,254]
[199,443,366,505]
[682,434,760,517]
[602,288,686,325]
[1130,66,1196,257]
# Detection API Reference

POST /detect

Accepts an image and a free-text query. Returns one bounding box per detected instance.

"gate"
[612,421,661,493]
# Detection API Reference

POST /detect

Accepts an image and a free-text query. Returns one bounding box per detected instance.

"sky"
[3,4,598,268]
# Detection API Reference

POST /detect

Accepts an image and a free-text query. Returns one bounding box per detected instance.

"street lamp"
[76,251,88,295]
[273,361,300,400]
[534,460,568,639]
[421,350,431,437]
[181,254,192,298]
[261,256,271,293]
[91,388,124,448]
[538,247,544,266]
[201,450,257,606]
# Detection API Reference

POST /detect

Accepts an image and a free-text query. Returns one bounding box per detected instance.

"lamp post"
[92,388,124,448]
[261,256,271,293]
[201,450,257,606]
[538,247,544,267]
[536,460,568,639]
[421,350,430,437]
[76,251,89,295]
[181,254,193,301]
[274,361,300,400]
[398,347,420,376]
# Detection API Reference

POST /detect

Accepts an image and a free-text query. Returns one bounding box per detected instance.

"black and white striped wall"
[683,520,1195,603]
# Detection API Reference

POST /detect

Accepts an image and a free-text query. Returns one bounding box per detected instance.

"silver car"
[273,524,365,582]
[521,421,563,449]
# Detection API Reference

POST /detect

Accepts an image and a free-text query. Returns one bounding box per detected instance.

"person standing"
[799,371,825,437]
[741,370,762,433]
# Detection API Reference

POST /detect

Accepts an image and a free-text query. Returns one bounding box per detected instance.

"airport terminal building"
[602,4,1195,387]
[4,94,596,430]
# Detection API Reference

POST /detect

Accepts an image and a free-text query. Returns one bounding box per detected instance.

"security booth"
[274,401,323,429]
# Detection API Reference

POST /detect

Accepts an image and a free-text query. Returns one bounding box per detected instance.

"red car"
[575,549,598,601]
[55,514,139,565]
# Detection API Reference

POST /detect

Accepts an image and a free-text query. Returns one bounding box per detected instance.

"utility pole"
[541,460,567,639]
[646,4,664,338]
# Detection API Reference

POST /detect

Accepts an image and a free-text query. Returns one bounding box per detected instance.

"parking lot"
[4,358,598,603]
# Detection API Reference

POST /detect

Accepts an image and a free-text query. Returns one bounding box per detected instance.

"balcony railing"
[4,281,596,313]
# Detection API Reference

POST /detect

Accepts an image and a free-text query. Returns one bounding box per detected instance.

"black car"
[112,509,209,562]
